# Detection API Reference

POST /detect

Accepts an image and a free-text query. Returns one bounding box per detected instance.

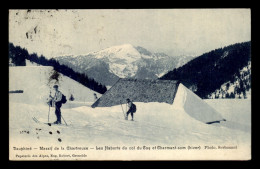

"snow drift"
[173,83,224,123]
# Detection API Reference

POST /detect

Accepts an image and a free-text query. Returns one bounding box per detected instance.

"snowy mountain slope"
[161,41,251,99]
[9,66,101,106]
[84,62,120,86]
[55,44,194,86]
[208,61,251,99]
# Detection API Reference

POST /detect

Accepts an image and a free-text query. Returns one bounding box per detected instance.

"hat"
[126,98,130,102]
[53,85,59,89]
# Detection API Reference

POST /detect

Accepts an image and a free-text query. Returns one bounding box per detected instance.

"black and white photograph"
[9,9,251,160]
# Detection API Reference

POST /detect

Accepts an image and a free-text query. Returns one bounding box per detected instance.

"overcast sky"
[9,9,251,59]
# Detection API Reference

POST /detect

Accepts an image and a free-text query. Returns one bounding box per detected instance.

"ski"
[44,122,68,126]
[124,119,136,122]
[32,117,69,126]
[32,117,40,123]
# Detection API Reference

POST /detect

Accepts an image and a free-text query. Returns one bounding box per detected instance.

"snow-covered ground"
[9,66,251,160]
[9,99,251,160]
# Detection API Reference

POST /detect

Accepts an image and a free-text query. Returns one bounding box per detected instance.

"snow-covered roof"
[92,79,180,108]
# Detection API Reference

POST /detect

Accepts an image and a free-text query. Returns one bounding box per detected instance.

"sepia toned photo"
[9,9,251,160]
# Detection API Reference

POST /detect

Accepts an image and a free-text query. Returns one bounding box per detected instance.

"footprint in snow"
[20,130,30,134]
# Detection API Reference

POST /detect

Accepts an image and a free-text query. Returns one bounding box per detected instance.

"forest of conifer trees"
[9,43,107,94]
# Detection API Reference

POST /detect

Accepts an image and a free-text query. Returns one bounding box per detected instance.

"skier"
[125,98,136,121]
[49,85,63,124]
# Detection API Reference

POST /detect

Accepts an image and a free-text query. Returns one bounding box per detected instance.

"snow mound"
[9,66,101,105]
[173,83,224,123]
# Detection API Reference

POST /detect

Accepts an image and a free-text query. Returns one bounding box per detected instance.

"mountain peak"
[93,43,140,61]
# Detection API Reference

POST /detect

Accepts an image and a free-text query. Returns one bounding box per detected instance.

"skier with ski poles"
[49,85,63,124]
[125,98,136,121]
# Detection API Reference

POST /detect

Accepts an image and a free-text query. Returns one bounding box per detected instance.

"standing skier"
[125,98,136,121]
[49,85,63,124]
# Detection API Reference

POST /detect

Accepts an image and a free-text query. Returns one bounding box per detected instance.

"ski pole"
[120,104,125,118]
[48,104,50,123]
[48,91,51,123]
[61,115,68,126]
